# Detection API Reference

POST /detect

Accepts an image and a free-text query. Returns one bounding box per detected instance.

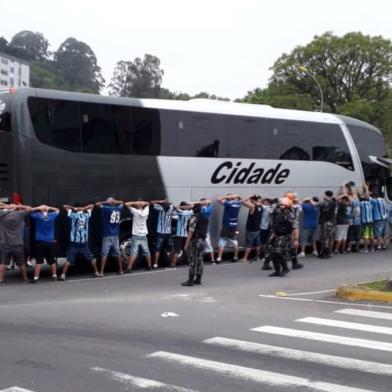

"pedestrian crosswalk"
[3,306,392,391]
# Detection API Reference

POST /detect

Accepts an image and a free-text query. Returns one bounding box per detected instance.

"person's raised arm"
[242,195,253,209]
[14,204,32,211]
[82,204,94,211]
[217,195,228,205]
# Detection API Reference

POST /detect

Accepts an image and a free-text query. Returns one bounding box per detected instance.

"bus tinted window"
[81,103,114,154]
[28,98,161,155]
[312,124,354,170]
[175,112,225,157]
[29,98,82,152]
[0,109,11,132]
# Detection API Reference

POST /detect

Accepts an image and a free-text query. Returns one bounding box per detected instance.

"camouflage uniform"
[318,199,337,258]
[270,206,296,275]
[187,216,206,277]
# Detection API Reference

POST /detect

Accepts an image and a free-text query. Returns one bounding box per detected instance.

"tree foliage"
[55,38,105,93]
[9,31,50,61]
[109,54,164,98]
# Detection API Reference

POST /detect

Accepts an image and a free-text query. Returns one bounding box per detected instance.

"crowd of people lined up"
[0,182,389,286]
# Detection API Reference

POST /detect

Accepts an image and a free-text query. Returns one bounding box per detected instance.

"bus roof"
[4,87,354,125]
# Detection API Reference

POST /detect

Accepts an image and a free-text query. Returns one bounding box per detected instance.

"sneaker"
[52,276,57,282]
[153,264,158,269]
[30,278,39,284]
[90,273,100,278]
[58,276,66,281]
[26,261,33,268]
[239,259,248,263]
[6,264,14,271]
[117,271,124,275]
[312,250,319,257]
[125,267,133,274]
[22,279,29,284]
[298,252,305,258]
[145,265,152,271]
[177,250,183,258]
[231,257,238,263]
[215,259,221,264]
[292,263,303,270]
[360,249,369,253]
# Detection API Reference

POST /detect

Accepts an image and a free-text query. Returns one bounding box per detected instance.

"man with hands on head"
[216,193,242,263]
[59,203,99,281]
[95,197,124,276]
[125,200,152,272]
[30,204,60,283]
[0,202,31,285]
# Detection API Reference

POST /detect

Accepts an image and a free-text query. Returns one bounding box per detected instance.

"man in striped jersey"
[59,203,99,281]
[151,199,175,268]
[170,202,193,267]
[359,194,373,253]
[370,192,388,250]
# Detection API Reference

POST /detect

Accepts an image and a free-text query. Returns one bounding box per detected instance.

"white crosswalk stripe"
[335,308,392,321]
[251,325,392,352]
[203,336,392,376]
[0,388,36,392]
[90,366,199,392]
[147,351,377,392]
[296,317,392,335]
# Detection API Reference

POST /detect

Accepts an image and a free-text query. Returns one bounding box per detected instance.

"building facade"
[0,52,29,89]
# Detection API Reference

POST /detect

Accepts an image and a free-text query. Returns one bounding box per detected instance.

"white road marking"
[161,312,179,318]
[336,308,392,321]
[203,336,392,376]
[287,289,336,296]
[147,351,376,392]
[251,325,392,352]
[297,317,392,335]
[0,388,36,392]
[90,366,198,391]
[258,294,392,309]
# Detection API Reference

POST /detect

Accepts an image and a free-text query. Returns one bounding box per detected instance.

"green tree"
[9,31,50,61]
[267,32,392,114]
[29,61,68,90]
[109,54,164,98]
[0,37,9,53]
[55,38,105,93]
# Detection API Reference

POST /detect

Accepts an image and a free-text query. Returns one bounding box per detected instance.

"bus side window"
[0,111,11,132]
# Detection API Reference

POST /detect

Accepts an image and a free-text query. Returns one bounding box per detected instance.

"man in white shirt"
[125,200,151,272]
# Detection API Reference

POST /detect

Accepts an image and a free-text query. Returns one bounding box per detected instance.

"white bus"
[0,87,390,254]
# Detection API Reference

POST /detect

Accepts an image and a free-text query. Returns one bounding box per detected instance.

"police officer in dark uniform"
[318,190,337,259]
[268,197,296,277]
[182,204,209,286]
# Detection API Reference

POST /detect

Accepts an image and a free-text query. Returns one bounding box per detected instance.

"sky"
[1,0,392,99]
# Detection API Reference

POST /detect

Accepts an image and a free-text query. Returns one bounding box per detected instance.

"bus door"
[0,97,15,203]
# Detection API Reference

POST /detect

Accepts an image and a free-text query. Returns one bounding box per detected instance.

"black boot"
[291,257,303,270]
[181,272,194,286]
[261,258,272,270]
[194,274,202,285]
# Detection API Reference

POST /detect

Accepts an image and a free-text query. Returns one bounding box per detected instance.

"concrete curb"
[336,286,392,302]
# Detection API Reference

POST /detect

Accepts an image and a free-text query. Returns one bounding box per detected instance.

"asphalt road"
[1,250,392,392]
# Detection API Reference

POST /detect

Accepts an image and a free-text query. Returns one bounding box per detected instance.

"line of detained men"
[0,183,389,285]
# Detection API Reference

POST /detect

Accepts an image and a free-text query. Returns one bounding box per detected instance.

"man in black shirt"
[241,194,263,263]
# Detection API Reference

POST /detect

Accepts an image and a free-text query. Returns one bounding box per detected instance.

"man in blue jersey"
[29,204,60,283]
[216,193,242,263]
[170,202,193,267]
[298,197,319,257]
[199,198,215,263]
[96,197,124,276]
[359,192,373,253]
[58,203,99,281]
[151,199,175,269]
[370,192,388,250]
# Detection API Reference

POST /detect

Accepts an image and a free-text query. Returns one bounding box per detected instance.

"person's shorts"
[101,236,120,257]
[218,237,238,249]
[154,233,171,252]
[67,243,93,265]
[203,232,213,254]
[173,236,187,253]
[0,244,25,266]
[347,225,361,242]
[245,230,261,247]
[300,228,317,246]
[335,224,349,241]
[130,235,150,257]
[373,220,387,238]
[259,229,270,245]
[361,224,374,240]
[35,241,56,265]
[220,227,237,239]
